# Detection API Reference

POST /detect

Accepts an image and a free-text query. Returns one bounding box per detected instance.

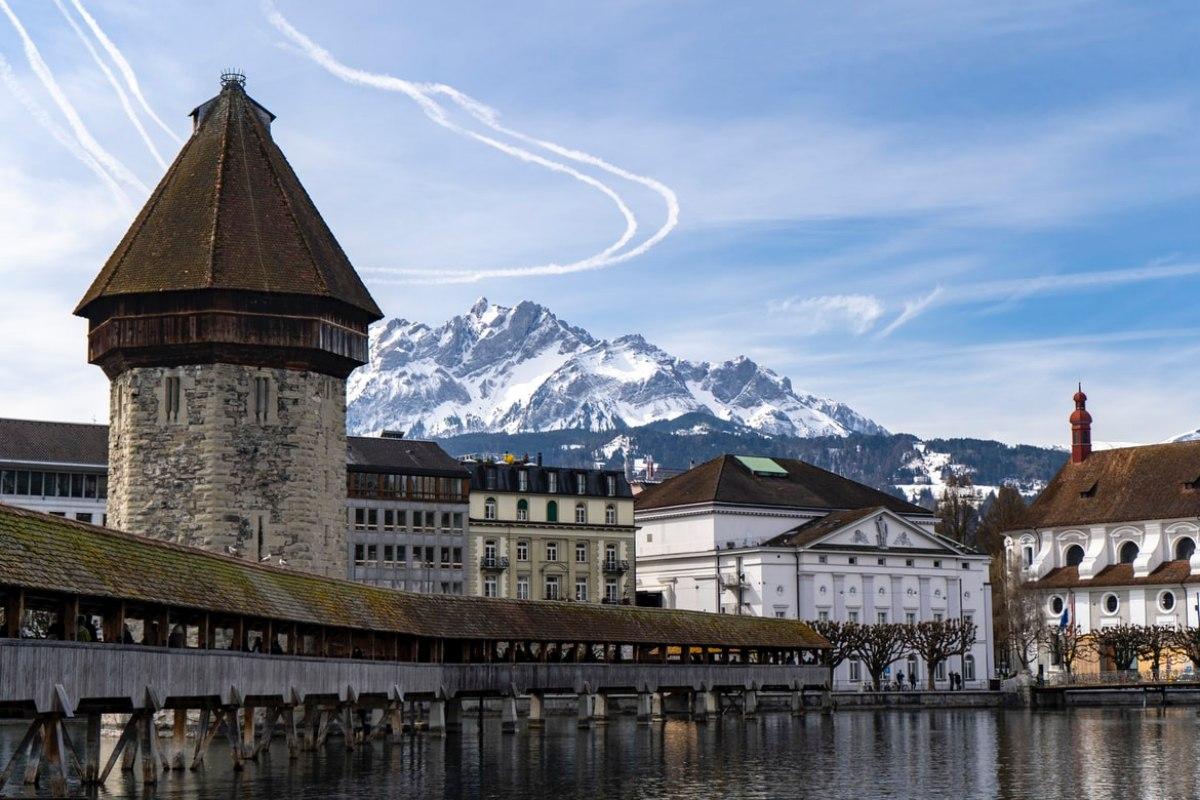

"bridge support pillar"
[791,689,806,717]
[387,702,404,743]
[283,706,300,758]
[742,690,759,718]
[341,705,357,750]
[636,692,654,725]
[820,691,834,716]
[592,693,609,725]
[224,708,246,771]
[170,709,188,769]
[651,692,664,721]
[445,697,463,733]
[428,700,446,736]
[693,689,717,722]
[576,694,593,729]
[501,695,519,733]
[83,712,102,783]
[527,692,545,729]
[243,707,259,759]
[140,710,162,785]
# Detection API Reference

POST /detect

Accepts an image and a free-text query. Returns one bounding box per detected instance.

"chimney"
[536,452,543,467]
[1070,384,1092,464]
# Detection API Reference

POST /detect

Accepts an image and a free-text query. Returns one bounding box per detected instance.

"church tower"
[74,74,382,577]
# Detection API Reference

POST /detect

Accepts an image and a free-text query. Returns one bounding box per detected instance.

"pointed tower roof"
[75,74,381,320]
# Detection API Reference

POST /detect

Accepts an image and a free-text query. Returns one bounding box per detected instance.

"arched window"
[605,504,616,525]
[546,500,558,523]
[1022,545,1034,567]
[1065,545,1085,567]
[484,497,497,520]
[575,503,587,524]
[516,498,528,521]
[1119,541,1139,564]
[1177,538,1197,561]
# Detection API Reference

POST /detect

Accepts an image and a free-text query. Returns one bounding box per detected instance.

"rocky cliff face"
[347,298,887,439]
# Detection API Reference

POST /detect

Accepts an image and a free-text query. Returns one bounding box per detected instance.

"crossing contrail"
[263,1,677,285]
[52,0,167,169]
[0,0,148,194]
[0,52,127,205]
[68,0,182,145]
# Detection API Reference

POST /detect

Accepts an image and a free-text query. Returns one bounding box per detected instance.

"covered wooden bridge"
[0,503,828,793]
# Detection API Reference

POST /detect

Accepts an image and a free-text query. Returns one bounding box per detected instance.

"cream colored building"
[464,459,636,603]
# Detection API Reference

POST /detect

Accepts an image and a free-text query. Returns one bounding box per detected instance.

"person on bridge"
[76,616,93,642]
[168,624,185,648]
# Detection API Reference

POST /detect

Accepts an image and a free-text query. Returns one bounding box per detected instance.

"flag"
[1059,590,1074,629]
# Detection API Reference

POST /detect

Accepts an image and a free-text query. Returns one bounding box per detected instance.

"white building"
[1005,389,1200,677]
[0,418,109,524]
[635,454,994,689]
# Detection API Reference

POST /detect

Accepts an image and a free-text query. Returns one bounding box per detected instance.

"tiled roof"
[1028,559,1198,589]
[75,80,381,320]
[0,503,825,649]
[1016,441,1200,530]
[347,437,469,477]
[0,418,107,466]
[465,462,632,499]
[635,455,930,515]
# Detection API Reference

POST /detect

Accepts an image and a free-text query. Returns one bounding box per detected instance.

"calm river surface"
[1,708,1195,799]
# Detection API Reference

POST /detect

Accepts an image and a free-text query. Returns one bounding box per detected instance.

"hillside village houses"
[1005,388,1200,678]
[633,455,994,689]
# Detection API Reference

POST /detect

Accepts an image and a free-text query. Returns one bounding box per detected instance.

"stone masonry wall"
[107,364,347,577]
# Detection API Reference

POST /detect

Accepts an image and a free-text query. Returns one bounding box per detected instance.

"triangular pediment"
[805,509,966,554]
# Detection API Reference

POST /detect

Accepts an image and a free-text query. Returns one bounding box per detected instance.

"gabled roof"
[1028,560,1199,589]
[1016,441,1200,530]
[763,505,977,554]
[634,454,929,515]
[347,437,469,477]
[75,79,381,320]
[0,502,825,649]
[0,418,107,467]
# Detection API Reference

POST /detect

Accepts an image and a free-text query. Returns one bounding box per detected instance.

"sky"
[1,1,1198,447]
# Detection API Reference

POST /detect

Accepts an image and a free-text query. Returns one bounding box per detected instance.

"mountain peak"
[347,299,886,439]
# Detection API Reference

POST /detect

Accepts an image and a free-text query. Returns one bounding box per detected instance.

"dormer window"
[1080,481,1098,498]
[1184,475,1200,492]
[518,470,529,492]
[576,473,587,495]
[547,472,558,493]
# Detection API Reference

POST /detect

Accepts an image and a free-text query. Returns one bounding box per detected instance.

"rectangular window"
[936,661,947,681]
[877,611,888,624]
[962,561,971,570]
[453,547,462,568]
[397,510,408,530]
[547,472,558,493]
[605,505,617,525]
[933,560,942,568]
[0,470,12,495]
[425,546,436,565]
[905,559,914,567]
[164,376,182,423]
[518,470,529,492]
[575,504,587,524]
[605,543,617,564]
[354,544,365,566]
[906,612,916,625]
[382,510,396,531]
[576,542,588,563]
[575,577,588,602]
[253,376,271,424]
[877,557,886,566]
[775,611,786,618]
[484,540,497,560]
[366,545,378,565]
[817,610,830,622]
[71,474,84,498]
[606,475,616,496]
[353,508,368,530]
[28,471,43,496]
[576,473,587,495]
[849,658,862,682]
[605,578,619,602]
[818,555,828,564]
[383,545,394,564]
[848,610,859,623]
[441,512,451,530]
[544,575,561,600]
[934,613,944,622]
[452,512,464,531]
[440,547,451,567]
[516,576,530,600]
[484,576,498,598]
[546,542,558,562]
[75,513,93,524]
[848,556,857,565]
[397,545,407,564]
[517,541,529,561]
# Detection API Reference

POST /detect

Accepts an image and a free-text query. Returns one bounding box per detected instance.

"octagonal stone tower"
[74,74,382,577]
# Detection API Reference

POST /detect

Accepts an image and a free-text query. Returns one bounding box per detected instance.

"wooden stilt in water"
[83,713,102,783]
[43,717,70,796]
[190,708,220,770]
[21,722,43,786]
[0,717,41,791]
[100,712,141,783]
[140,710,160,785]
[224,708,246,771]
[171,708,188,769]
[283,706,300,759]
[242,706,257,762]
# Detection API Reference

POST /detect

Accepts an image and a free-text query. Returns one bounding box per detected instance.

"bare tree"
[1136,625,1174,680]
[996,562,1045,674]
[905,619,978,690]
[935,473,981,547]
[1092,624,1142,674]
[1045,624,1091,679]
[807,619,862,672]
[976,485,1027,672]
[854,623,911,691]
[1170,626,1200,675]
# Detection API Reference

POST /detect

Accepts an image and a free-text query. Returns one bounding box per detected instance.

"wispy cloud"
[877,287,944,338]
[768,293,884,335]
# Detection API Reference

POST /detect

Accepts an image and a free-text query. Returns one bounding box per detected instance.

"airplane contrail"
[52,0,166,169]
[264,1,677,285]
[0,0,148,194]
[0,52,127,205]
[68,0,182,145]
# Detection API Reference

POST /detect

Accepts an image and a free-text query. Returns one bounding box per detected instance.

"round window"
[1103,593,1119,615]
[1049,596,1065,615]
[1160,591,1176,612]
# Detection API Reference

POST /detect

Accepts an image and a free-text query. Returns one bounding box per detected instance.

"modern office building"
[0,418,108,523]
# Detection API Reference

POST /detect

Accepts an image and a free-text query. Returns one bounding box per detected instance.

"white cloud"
[877,287,944,338]
[768,293,884,335]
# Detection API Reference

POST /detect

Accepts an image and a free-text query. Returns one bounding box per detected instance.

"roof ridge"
[208,92,232,287]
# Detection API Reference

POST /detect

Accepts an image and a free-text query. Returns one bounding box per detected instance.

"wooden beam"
[4,588,24,639]
[190,708,219,770]
[99,712,140,783]
[0,717,40,790]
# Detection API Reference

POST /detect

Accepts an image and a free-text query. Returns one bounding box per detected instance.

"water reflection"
[1,709,1198,799]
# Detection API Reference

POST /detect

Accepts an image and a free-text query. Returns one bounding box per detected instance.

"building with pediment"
[634,455,994,689]
[1006,388,1200,677]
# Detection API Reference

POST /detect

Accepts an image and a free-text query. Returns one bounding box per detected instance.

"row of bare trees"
[1043,623,1200,680]
[809,618,978,691]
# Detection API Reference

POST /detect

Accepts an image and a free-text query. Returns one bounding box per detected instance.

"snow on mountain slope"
[347,298,888,439]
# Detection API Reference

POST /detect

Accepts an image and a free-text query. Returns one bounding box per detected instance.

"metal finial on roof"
[220,69,246,89]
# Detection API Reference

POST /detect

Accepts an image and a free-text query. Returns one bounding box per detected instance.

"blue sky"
[1,1,1198,446]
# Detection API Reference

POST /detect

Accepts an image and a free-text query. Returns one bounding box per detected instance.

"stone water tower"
[74,73,382,576]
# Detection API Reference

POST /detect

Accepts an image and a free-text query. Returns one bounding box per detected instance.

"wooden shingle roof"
[75,79,381,321]
[0,503,825,649]
[1016,441,1200,530]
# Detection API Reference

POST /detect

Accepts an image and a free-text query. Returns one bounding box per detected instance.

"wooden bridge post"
[190,706,219,770]
[576,693,593,729]
[742,688,759,718]
[692,687,716,722]
[500,694,519,733]
[224,707,246,771]
[139,710,161,785]
[427,699,446,736]
[282,705,300,758]
[83,713,102,783]
[650,691,664,722]
[591,692,609,726]
[170,708,188,769]
[791,685,806,717]
[636,691,653,725]
[242,706,257,761]
[527,692,545,729]
[444,696,462,733]
[0,717,40,792]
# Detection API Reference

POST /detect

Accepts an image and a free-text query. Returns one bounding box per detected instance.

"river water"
[1,708,1194,799]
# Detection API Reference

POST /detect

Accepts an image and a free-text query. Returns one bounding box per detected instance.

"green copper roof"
[735,456,788,476]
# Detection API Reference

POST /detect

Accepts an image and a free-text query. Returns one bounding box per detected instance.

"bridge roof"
[0,503,825,649]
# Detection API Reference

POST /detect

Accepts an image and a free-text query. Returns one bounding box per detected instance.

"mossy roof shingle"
[0,503,825,649]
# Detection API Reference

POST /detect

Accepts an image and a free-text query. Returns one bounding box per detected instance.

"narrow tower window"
[254,376,272,424]
[164,376,182,423]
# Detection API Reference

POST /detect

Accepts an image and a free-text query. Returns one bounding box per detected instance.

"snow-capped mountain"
[347,298,888,439]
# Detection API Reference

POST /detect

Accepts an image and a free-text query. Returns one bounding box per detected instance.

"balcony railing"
[479,556,510,572]
[602,559,630,574]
